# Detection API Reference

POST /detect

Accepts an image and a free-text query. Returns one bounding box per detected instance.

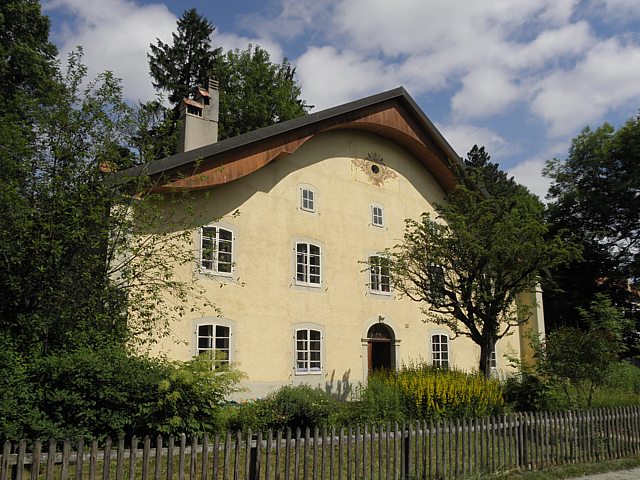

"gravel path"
[568,467,640,479]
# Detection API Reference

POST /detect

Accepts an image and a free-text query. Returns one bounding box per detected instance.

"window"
[201,226,233,275]
[371,204,384,227]
[490,347,497,370]
[197,323,231,368]
[296,242,321,286]
[369,255,391,293]
[300,187,315,212]
[295,328,322,374]
[431,334,449,368]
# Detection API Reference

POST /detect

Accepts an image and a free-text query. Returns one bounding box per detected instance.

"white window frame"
[370,203,385,228]
[431,333,450,369]
[193,318,236,369]
[299,185,317,213]
[368,255,391,295]
[199,224,234,276]
[295,241,322,287]
[293,323,324,375]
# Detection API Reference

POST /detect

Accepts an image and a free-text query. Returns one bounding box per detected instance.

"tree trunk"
[479,339,494,379]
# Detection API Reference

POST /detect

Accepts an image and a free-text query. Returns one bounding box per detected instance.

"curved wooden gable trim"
[153,100,460,193]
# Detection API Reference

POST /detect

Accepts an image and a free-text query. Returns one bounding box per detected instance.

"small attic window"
[187,105,203,116]
[204,97,210,106]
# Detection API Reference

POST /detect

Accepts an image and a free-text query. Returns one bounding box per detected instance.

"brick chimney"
[178,78,219,153]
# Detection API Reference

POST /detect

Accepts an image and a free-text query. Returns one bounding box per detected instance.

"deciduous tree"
[543,116,640,354]
[389,148,574,377]
[215,45,309,140]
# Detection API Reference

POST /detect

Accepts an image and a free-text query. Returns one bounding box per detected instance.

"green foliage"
[347,373,405,425]
[0,334,46,441]
[31,346,166,440]
[0,348,243,441]
[0,12,230,439]
[147,11,308,156]
[268,385,339,431]
[215,45,309,140]
[151,355,245,435]
[388,362,504,419]
[347,363,503,423]
[543,115,640,355]
[148,8,220,106]
[530,295,631,408]
[604,361,640,394]
[226,386,339,432]
[390,147,576,377]
[502,373,552,412]
[0,0,58,106]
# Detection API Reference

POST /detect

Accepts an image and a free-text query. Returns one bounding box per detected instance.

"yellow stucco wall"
[153,129,521,399]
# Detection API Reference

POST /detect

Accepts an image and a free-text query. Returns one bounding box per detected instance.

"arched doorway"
[366,323,395,374]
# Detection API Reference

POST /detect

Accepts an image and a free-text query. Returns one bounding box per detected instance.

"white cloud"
[593,0,640,23]
[44,0,288,104]
[240,0,336,42]
[295,46,400,110]
[45,0,177,103]
[531,37,640,136]
[438,123,512,159]
[215,33,284,63]
[451,69,521,119]
[509,158,551,201]
[277,1,597,122]
[509,140,569,200]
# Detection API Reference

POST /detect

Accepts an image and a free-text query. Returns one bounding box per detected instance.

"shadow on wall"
[324,369,351,401]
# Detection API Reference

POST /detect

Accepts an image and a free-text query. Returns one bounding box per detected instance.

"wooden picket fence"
[2,406,640,480]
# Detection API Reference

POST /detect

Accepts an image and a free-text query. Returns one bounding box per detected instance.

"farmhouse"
[135,82,545,399]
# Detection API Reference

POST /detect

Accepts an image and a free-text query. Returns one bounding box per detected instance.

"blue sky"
[43,0,640,199]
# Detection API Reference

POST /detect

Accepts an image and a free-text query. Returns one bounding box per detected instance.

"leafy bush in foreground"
[0,346,243,442]
[227,385,339,432]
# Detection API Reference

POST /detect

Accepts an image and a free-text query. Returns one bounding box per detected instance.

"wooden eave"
[124,87,463,194]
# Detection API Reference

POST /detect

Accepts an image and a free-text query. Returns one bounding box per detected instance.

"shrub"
[227,385,339,432]
[604,361,640,394]
[150,355,245,435]
[384,362,504,419]
[502,373,553,412]
[8,347,243,441]
[268,385,339,431]
[347,373,405,425]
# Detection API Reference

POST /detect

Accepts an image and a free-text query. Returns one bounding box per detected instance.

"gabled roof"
[126,87,464,193]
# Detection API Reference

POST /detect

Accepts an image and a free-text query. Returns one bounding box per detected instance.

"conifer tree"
[148,8,220,106]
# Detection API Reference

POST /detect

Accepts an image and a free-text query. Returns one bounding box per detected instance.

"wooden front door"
[367,323,394,374]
